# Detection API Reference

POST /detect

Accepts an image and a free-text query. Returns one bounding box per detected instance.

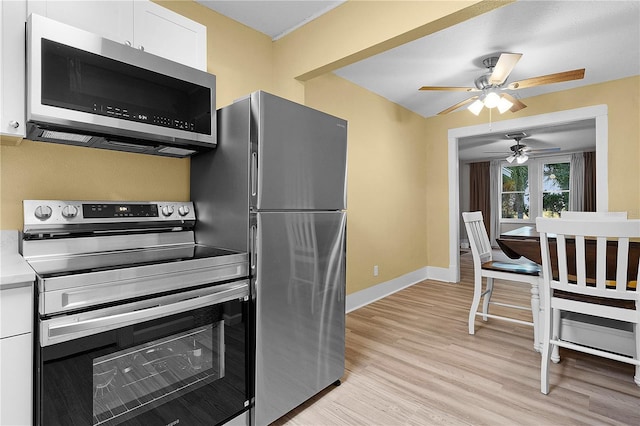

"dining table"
[496,225,639,356]
[496,225,640,282]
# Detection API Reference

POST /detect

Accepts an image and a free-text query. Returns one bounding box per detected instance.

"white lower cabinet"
[0,333,33,426]
[0,231,35,425]
[0,283,33,425]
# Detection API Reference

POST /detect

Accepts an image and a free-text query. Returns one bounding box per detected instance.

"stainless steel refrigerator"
[191,91,347,425]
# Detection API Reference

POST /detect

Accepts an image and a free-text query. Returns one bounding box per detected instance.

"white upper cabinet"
[27,0,134,46]
[134,1,207,71]
[27,0,207,71]
[0,0,27,141]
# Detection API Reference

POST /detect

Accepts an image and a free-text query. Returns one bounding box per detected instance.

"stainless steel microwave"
[26,13,216,158]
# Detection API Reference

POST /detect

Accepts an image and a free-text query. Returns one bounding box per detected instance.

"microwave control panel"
[93,104,196,132]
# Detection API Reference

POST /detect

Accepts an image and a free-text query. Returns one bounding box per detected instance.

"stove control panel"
[23,200,196,233]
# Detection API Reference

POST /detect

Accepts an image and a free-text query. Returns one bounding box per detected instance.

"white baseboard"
[345,265,463,313]
[428,265,457,283]
[346,267,428,313]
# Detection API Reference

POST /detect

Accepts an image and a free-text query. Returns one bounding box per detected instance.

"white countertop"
[0,230,35,289]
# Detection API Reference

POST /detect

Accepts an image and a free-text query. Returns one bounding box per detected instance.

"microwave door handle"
[43,282,248,346]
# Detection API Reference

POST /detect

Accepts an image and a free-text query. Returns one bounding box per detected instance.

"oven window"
[38,299,248,426]
[93,323,224,424]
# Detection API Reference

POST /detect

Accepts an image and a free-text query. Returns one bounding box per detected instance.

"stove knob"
[161,205,175,217]
[178,205,190,217]
[34,205,53,220]
[61,205,79,218]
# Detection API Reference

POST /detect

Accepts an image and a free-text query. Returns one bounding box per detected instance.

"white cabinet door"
[0,333,33,426]
[0,0,27,141]
[133,0,207,71]
[27,0,207,70]
[28,0,134,45]
[1,286,33,338]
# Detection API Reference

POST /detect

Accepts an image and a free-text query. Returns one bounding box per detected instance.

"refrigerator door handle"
[250,224,257,272]
[251,152,258,197]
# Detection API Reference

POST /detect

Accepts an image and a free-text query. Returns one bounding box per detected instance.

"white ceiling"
[197,0,639,161]
[195,1,345,40]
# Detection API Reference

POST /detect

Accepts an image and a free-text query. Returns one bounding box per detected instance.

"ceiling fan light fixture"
[497,96,514,113]
[467,99,484,115]
[506,154,516,163]
[516,153,529,164]
[483,91,500,108]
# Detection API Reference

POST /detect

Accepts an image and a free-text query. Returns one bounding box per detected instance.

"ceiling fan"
[485,132,561,164]
[419,53,585,115]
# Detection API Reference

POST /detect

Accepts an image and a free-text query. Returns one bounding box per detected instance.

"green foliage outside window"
[502,166,529,219]
[542,162,571,217]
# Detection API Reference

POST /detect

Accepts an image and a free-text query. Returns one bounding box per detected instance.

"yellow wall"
[305,73,428,293]
[423,75,640,268]
[1,0,638,297]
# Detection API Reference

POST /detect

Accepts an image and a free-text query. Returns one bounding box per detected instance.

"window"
[542,162,570,217]
[500,156,571,221]
[501,165,529,219]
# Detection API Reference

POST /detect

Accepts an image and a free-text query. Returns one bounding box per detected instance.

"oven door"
[37,281,250,426]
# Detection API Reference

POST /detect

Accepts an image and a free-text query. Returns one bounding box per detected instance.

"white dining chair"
[462,212,542,351]
[536,217,640,394]
[561,211,628,219]
[547,211,629,362]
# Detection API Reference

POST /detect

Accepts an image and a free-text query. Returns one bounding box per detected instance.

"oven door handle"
[42,281,249,346]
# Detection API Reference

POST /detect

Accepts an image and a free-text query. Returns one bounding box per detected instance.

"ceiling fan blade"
[501,93,527,112]
[507,69,585,90]
[419,86,477,92]
[484,147,561,154]
[437,96,479,115]
[489,53,522,85]
[528,147,562,153]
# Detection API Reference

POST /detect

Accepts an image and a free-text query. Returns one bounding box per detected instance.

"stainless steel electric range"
[21,200,251,426]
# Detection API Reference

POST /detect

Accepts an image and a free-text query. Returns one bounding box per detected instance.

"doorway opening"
[447,105,608,283]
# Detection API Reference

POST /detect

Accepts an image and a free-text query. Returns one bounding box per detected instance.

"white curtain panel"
[489,159,501,246]
[570,153,585,211]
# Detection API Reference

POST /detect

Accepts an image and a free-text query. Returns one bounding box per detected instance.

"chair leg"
[540,327,555,395]
[551,309,561,364]
[530,282,541,352]
[482,277,493,321]
[540,314,552,395]
[468,273,483,335]
[634,323,640,387]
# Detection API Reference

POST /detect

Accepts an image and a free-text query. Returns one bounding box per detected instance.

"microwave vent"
[41,130,92,144]
[103,140,148,151]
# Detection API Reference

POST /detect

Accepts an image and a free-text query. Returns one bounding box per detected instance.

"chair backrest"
[561,211,628,220]
[536,217,640,301]
[462,211,492,264]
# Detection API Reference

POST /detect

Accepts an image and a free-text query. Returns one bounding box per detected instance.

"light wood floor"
[273,252,639,426]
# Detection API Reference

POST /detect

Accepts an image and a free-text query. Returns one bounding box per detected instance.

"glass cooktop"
[28,244,245,278]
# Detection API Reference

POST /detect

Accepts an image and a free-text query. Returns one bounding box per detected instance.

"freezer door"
[254,211,346,425]
[251,91,347,211]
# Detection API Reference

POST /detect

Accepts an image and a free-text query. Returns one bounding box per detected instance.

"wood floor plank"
[272,253,639,425]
